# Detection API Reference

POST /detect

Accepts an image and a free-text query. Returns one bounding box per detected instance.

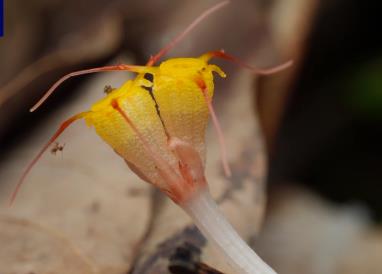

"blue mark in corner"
[0,0,3,37]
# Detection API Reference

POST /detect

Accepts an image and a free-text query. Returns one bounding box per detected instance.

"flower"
[83,56,226,203]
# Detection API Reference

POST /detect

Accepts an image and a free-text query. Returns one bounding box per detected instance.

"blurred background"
[0,0,381,273]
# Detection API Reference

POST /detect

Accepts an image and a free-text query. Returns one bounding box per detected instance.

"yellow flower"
[82,56,226,203]
[10,53,227,206]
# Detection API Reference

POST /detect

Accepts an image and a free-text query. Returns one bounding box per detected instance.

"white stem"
[182,188,277,274]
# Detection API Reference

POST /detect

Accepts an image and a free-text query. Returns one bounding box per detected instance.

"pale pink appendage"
[146,0,230,66]
[205,50,293,75]
[168,137,207,189]
[195,77,231,177]
[30,65,146,112]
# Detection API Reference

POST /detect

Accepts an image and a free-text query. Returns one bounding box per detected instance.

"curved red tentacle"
[30,65,146,112]
[195,77,231,177]
[202,50,293,75]
[9,112,88,206]
[146,0,230,66]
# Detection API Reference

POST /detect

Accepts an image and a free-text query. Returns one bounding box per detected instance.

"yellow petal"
[152,57,224,164]
[84,79,178,190]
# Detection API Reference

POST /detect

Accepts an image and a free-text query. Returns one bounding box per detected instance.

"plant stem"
[182,188,277,274]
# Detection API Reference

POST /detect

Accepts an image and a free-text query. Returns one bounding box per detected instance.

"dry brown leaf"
[0,215,96,274]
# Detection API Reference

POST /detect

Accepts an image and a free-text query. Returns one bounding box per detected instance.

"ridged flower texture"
[84,55,226,204]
